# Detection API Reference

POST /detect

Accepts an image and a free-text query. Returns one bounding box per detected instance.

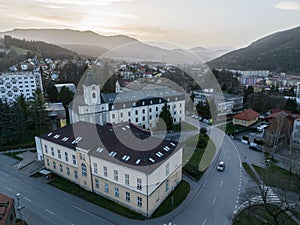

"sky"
[0,0,300,49]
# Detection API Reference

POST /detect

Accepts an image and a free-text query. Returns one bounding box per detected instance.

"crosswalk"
[235,185,280,214]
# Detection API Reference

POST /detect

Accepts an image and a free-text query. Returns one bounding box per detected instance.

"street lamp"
[16,193,25,221]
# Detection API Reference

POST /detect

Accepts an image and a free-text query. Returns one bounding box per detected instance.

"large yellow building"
[35,121,183,217]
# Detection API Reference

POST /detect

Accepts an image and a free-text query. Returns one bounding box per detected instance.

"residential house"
[233,109,260,127]
[0,193,16,225]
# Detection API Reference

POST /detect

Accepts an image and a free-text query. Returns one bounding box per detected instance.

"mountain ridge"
[208,25,300,73]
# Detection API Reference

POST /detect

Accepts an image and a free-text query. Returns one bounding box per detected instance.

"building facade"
[35,121,183,217]
[0,193,16,225]
[69,68,185,130]
[0,71,43,104]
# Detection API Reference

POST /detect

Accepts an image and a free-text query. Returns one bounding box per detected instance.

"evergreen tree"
[157,102,174,131]
[45,81,58,103]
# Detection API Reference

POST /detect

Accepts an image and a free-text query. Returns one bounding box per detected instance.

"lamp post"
[16,193,25,221]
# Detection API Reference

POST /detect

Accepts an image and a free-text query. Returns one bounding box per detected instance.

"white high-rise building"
[0,71,43,103]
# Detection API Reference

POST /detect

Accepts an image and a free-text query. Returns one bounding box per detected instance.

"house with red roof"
[233,109,260,127]
[0,193,16,225]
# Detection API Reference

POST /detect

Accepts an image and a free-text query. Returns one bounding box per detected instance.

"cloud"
[274,1,300,10]
[29,0,132,6]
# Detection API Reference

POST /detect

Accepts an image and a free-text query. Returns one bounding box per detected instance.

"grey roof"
[40,121,183,174]
[101,87,183,104]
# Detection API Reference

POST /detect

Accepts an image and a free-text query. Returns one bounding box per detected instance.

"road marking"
[201,218,207,225]
[46,209,54,215]
[24,197,32,202]
[212,197,216,205]
[6,187,12,192]
[219,180,223,187]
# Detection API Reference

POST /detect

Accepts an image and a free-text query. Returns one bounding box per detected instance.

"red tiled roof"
[0,193,15,225]
[233,109,260,121]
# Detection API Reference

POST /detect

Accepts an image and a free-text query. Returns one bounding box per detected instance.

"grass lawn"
[151,180,190,218]
[242,163,258,182]
[49,175,146,220]
[253,163,300,192]
[199,139,215,171]
[233,204,297,225]
[174,121,198,132]
[183,134,215,180]
[4,151,23,161]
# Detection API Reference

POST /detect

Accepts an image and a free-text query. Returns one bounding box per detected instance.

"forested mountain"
[4,35,78,59]
[0,29,229,62]
[209,26,300,73]
[0,35,79,71]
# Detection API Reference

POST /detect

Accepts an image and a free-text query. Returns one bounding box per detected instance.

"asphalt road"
[0,116,259,225]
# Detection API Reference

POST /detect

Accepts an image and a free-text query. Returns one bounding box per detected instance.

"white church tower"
[83,69,101,105]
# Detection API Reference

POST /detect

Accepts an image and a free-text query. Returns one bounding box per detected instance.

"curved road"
[0,117,249,225]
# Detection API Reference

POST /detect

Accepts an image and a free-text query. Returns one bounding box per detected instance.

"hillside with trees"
[209,26,300,73]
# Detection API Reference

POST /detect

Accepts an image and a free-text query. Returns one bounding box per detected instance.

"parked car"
[249,145,263,152]
[217,161,225,171]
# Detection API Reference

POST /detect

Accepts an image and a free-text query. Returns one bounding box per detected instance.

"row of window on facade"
[111,108,182,120]
[44,145,77,165]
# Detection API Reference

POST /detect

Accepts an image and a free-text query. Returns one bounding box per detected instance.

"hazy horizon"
[0,0,300,49]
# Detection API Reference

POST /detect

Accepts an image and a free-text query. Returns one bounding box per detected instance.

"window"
[59,164,63,172]
[142,116,145,121]
[112,114,115,119]
[125,192,130,202]
[135,118,138,123]
[142,109,145,114]
[137,178,142,190]
[128,112,131,117]
[150,115,152,120]
[95,179,99,189]
[104,183,109,193]
[114,187,119,198]
[166,163,170,176]
[46,158,50,167]
[125,174,129,186]
[51,147,54,156]
[93,162,98,174]
[81,163,87,177]
[74,170,78,179]
[149,108,152,113]
[103,166,108,177]
[166,179,169,192]
[156,107,158,111]
[92,93,96,98]
[53,161,56,170]
[137,196,142,207]
[114,170,118,181]
[72,155,76,165]
[120,112,123,117]
[135,110,138,115]
[65,152,69,162]
[44,145,48,153]
[66,167,70,175]
[57,149,61,159]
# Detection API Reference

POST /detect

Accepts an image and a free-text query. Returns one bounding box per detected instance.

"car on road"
[249,145,263,152]
[217,161,225,171]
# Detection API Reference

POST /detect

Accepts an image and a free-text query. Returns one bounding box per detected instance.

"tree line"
[0,89,49,147]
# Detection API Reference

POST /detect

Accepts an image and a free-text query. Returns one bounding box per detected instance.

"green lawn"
[151,180,190,218]
[253,163,300,192]
[242,163,258,182]
[183,134,215,180]
[233,204,297,225]
[49,175,146,220]
[174,121,198,132]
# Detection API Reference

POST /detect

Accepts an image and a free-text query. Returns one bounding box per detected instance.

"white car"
[217,161,225,171]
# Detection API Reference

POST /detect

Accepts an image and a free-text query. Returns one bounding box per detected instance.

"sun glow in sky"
[0,0,300,49]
